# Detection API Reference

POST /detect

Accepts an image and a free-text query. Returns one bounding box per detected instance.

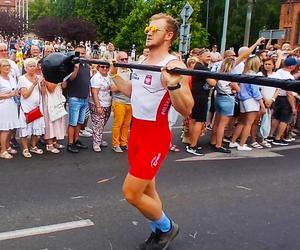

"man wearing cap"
[210,45,222,64]
[270,56,298,146]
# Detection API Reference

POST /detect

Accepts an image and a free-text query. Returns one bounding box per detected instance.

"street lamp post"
[243,0,254,47]
[220,0,230,54]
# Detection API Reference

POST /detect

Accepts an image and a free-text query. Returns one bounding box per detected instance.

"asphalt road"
[0,124,300,250]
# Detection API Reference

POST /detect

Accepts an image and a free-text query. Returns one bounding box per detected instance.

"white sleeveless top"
[131,55,177,121]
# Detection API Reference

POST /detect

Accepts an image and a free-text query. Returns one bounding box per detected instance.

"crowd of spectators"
[0,34,299,159]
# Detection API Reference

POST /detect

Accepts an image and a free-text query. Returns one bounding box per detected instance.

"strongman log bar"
[41,53,300,92]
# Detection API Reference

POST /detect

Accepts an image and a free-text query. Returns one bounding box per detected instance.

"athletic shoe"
[265,136,274,142]
[206,124,213,130]
[145,220,179,250]
[186,145,204,156]
[84,127,93,133]
[272,139,288,146]
[74,140,88,149]
[101,140,109,147]
[222,136,232,143]
[120,145,128,151]
[229,142,239,148]
[237,144,252,151]
[79,129,92,137]
[67,143,79,153]
[214,146,231,153]
[112,146,123,153]
[136,232,156,250]
[283,137,295,143]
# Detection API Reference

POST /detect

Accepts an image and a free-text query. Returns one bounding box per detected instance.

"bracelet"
[167,83,181,91]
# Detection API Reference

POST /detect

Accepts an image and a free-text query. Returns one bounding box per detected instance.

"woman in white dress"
[0,59,20,159]
[19,58,46,158]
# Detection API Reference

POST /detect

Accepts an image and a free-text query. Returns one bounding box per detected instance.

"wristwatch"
[167,83,181,91]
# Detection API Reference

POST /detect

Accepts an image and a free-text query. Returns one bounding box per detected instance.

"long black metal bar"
[77,58,300,91]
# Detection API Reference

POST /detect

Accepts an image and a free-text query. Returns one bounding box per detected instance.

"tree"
[0,10,26,36]
[114,0,209,52]
[60,17,97,42]
[200,0,281,49]
[28,0,51,24]
[32,16,61,40]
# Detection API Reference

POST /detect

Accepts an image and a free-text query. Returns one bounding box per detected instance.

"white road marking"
[0,219,94,241]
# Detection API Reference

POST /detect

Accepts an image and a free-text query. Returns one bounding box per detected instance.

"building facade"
[279,0,300,47]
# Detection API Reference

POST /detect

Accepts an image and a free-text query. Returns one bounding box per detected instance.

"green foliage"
[201,0,281,48]
[29,0,281,51]
[114,0,209,52]
[28,0,51,23]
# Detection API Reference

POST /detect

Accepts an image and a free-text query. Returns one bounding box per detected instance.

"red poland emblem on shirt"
[144,75,152,85]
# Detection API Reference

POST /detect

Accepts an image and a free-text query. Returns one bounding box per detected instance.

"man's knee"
[122,185,141,204]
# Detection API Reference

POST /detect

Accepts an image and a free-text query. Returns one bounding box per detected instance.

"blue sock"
[151,212,171,233]
[150,221,157,232]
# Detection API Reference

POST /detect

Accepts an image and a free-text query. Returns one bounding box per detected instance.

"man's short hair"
[150,13,179,42]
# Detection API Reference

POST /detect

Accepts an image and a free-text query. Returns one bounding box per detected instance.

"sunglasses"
[144,25,167,34]
[120,58,128,62]
[99,66,109,69]
[0,49,8,52]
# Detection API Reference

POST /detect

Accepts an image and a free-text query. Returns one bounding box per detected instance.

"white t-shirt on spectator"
[257,72,279,99]
[90,72,112,107]
[276,68,294,96]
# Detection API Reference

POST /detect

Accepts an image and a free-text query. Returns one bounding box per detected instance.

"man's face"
[0,44,8,59]
[145,19,172,49]
[75,47,86,58]
[117,52,128,63]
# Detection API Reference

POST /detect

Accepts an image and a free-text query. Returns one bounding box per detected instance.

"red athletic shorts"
[128,117,171,180]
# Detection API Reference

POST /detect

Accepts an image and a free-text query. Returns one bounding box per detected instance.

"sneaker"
[112,146,123,153]
[74,140,88,149]
[237,144,252,151]
[79,130,92,137]
[229,142,239,148]
[214,146,231,153]
[206,124,213,130]
[283,137,295,143]
[84,127,93,133]
[101,140,108,147]
[93,145,101,152]
[186,145,204,156]
[120,145,128,151]
[136,232,157,250]
[67,143,79,153]
[265,136,274,142]
[145,220,179,250]
[223,136,232,143]
[272,139,288,146]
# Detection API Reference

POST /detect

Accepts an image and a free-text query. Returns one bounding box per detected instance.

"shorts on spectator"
[239,98,260,113]
[273,96,292,123]
[68,97,88,126]
[215,94,235,116]
[191,95,208,122]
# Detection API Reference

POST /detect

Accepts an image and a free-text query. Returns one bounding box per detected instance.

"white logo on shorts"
[151,153,162,168]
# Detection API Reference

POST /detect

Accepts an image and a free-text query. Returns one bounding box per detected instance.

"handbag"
[47,87,67,122]
[260,109,271,138]
[24,106,43,124]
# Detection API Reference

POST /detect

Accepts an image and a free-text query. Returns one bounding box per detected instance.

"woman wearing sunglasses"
[89,62,117,152]
[109,13,193,250]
